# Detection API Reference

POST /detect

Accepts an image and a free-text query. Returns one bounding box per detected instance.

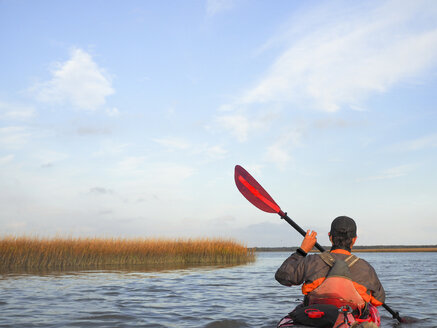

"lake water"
[0,252,436,327]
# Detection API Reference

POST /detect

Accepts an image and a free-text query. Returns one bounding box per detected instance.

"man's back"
[275,250,385,306]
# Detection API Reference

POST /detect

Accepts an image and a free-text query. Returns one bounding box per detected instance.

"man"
[275,216,385,327]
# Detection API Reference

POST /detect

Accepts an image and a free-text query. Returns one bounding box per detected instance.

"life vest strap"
[319,251,336,267]
[318,252,360,268]
[345,254,359,267]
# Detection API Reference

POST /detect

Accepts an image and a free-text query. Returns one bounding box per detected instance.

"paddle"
[234,164,411,324]
[234,165,325,253]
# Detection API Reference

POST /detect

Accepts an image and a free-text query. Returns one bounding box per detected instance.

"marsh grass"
[0,236,255,271]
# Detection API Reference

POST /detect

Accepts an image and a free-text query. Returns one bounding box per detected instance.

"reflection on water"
[0,252,435,328]
[0,262,238,277]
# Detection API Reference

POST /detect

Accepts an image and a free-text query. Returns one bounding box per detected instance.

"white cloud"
[112,158,195,186]
[217,114,250,142]
[93,140,130,157]
[106,107,120,117]
[241,164,264,179]
[153,137,191,150]
[265,143,291,169]
[217,113,270,142]
[115,156,148,175]
[356,164,414,182]
[0,154,14,165]
[155,164,195,184]
[231,0,437,112]
[36,150,69,167]
[265,130,302,168]
[206,0,236,16]
[202,144,228,159]
[0,102,35,120]
[89,187,114,195]
[75,126,111,136]
[0,126,32,149]
[153,136,228,162]
[395,133,437,151]
[33,48,114,110]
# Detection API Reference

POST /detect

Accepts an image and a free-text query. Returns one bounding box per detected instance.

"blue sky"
[1,0,436,247]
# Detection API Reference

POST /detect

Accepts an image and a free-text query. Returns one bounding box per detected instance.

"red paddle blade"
[234,165,281,214]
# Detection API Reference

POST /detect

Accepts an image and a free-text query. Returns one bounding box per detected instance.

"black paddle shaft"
[280,212,326,253]
[279,212,403,323]
[382,303,403,322]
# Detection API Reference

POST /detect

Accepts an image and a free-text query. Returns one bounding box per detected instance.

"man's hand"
[300,230,317,253]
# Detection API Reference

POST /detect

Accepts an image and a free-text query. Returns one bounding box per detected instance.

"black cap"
[330,216,357,237]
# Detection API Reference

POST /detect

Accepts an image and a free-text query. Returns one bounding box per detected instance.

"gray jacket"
[275,250,386,306]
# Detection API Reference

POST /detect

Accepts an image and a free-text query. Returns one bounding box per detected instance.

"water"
[0,252,436,327]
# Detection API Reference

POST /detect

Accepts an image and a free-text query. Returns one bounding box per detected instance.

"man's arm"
[369,266,386,306]
[275,230,317,286]
[275,252,307,286]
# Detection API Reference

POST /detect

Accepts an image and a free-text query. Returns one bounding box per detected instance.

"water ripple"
[0,252,435,327]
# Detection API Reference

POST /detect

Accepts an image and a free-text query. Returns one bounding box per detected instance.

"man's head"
[329,216,357,250]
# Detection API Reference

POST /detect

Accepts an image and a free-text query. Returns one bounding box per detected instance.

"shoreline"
[253,245,437,252]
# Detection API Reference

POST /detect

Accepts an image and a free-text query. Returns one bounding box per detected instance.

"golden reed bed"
[0,237,255,271]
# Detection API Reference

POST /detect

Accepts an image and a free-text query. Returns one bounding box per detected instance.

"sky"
[1,0,436,247]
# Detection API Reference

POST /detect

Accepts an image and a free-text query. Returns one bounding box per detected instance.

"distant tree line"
[253,245,437,252]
